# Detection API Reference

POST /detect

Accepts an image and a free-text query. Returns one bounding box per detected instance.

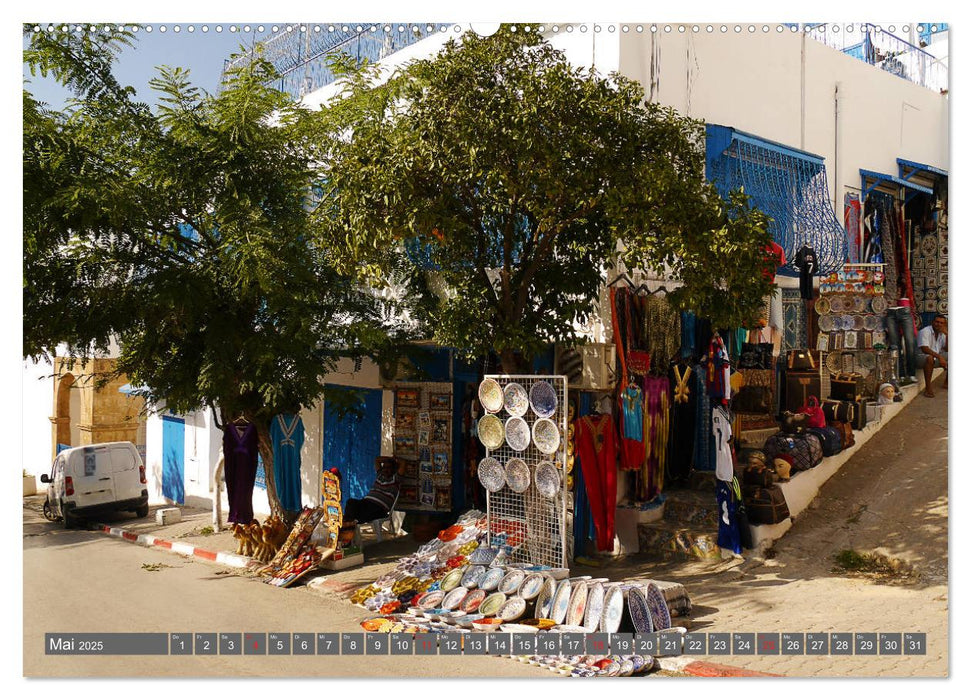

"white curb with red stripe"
[99,524,259,569]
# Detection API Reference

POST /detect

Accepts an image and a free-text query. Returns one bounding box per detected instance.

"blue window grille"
[705,124,847,276]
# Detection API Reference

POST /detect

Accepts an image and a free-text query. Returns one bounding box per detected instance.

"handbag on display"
[806,426,843,456]
[822,399,855,424]
[743,463,778,487]
[743,485,791,525]
[739,330,774,370]
[851,399,870,431]
[787,349,816,371]
[827,420,856,449]
[830,372,865,402]
[763,432,820,472]
[798,395,826,429]
[784,370,821,414]
[780,411,809,434]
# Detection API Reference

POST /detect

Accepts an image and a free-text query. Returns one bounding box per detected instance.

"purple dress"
[223,422,259,523]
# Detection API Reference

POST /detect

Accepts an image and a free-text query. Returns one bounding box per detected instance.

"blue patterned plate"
[583,583,605,632]
[503,382,529,417]
[645,583,672,631]
[627,586,654,634]
[479,567,505,592]
[499,569,526,595]
[551,580,572,625]
[504,417,530,451]
[461,565,486,589]
[601,585,624,633]
[529,381,558,419]
[535,577,556,619]
[519,574,545,600]
[566,581,588,627]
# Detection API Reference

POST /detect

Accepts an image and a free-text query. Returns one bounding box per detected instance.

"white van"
[41,442,149,528]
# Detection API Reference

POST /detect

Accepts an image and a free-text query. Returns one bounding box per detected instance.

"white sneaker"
[909,376,918,382]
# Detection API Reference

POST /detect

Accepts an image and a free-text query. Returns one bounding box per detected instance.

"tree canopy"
[316,26,774,370]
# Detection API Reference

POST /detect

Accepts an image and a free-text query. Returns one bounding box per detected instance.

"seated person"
[343,457,401,525]
[917,314,948,398]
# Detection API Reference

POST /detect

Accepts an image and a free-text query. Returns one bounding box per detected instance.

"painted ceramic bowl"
[461,565,487,589]
[479,567,505,592]
[504,458,531,493]
[519,574,545,600]
[550,580,572,625]
[441,586,469,611]
[504,417,531,452]
[601,585,624,633]
[460,588,487,613]
[498,596,527,622]
[477,414,504,450]
[478,592,507,617]
[529,381,558,419]
[566,580,589,627]
[478,378,504,413]
[477,457,505,493]
[500,623,537,633]
[532,419,561,455]
[416,590,444,610]
[534,461,561,499]
[503,382,529,417]
[468,546,498,566]
[440,568,466,592]
[472,619,502,632]
[499,569,526,595]
[583,582,605,632]
[535,577,556,619]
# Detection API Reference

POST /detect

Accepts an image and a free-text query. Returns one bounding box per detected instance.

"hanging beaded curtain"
[706,125,847,276]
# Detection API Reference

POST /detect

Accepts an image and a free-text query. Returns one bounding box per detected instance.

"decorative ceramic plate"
[619,659,635,677]
[519,574,545,600]
[534,461,561,499]
[479,567,504,592]
[477,457,505,493]
[529,381,558,419]
[814,297,831,315]
[926,299,938,312]
[460,589,487,613]
[504,458,531,493]
[478,378,504,413]
[478,592,507,617]
[863,315,879,331]
[417,590,445,610]
[504,417,531,451]
[551,580,572,624]
[860,352,877,371]
[819,315,835,332]
[914,288,925,302]
[535,577,556,619]
[939,286,948,300]
[503,382,529,417]
[532,419,561,455]
[840,315,855,331]
[922,235,939,256]
[844,331,858,349]
[477,414,504,450]
[551,625,588,634]
[870,297,887,314]
[645,583,672,631]
[926,287,937,300]
[468,546,498,566]
[852,315,865,331]
[499,623,537,633]
[442,586,469,611]
[583,583,605,632]
[601,585,624,634]
[939,299,948,314]
[440,568,465,592]
[461,565,487,589]
[498,596,527,621]
[854,296,868,312]
[499,569,526,595]
[566,581,589,627]
[627,586,655,634]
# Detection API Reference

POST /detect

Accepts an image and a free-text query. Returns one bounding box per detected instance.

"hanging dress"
[712,405,735,483]
[641,376,670,501]
[666,362,696,487]
[692,364,714,472]
[707,333,731,406]
[619,384,645,472]
[222,421,259,524]
[574,414,618,552]
[716,478,742,555]
[270,413,305,513]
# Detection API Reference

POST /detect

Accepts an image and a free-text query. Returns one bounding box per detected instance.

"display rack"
[483,375,570,569]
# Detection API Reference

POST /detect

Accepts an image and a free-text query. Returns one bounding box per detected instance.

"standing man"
[917,314,948,397]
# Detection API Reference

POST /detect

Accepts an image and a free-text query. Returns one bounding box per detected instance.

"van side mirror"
[40,474,50,484]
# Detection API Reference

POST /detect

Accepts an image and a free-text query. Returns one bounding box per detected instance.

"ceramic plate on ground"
[440,568,465,592]
[477,457,505,493]
[583,583,605,632]
[479,592,507,617]
[627,586,655,634]
[478,378,504,413]
[505,458,530,493]
[551,625,588,634]
[645,582,672,631]
[519,574,545,600]
[535,577,556,619]
[461,565,487,589]
[477,414,504,450]
[479,567,505,592]
[818,315,834,332]
[534,460,561,499]
[601,585,624,633]
[442,586,469,611]
[551,580,572,624]
[460,589,487,613]
[814,297,831,315]
[529,381,558,419]
[417,590,445,610]
[498,596,527,621]
[532,419,561,455]
[504,417,531,451]
[468,546,498,566]
[499,569,526,595]
[566,581,589,627]
[503,382,529,417]
[500,623,537,633]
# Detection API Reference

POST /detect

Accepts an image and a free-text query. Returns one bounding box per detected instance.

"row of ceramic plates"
[477,457,562,497]
[818,314,882,332]
[478,379,558,419]
[816,295,887,315]
[477,414,561,454]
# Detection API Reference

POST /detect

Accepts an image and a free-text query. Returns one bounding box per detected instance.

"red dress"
[574,414,618,552]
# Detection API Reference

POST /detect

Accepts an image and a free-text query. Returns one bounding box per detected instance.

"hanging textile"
[618,384,644,472]
[666,361,697,487]
[895,203,920,334]
[707,333,731,405]
[716,478,742,555]
[223,421,259,524]
[609,288,628,385]
[641,376,670,500]
[643,294,680,373]
[574,414,618,552]
[844,192,862,264]
[692,365,714,472]
[572,393,596,557]
[712,405,734,482]
[270,413,305,513]
[680,311,696,359]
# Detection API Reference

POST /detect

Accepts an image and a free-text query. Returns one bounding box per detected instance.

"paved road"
[22,504,550,678]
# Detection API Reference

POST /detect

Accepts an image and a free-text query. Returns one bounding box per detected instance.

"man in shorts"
[917,314,948,397]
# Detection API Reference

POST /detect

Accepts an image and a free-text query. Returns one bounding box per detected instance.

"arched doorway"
[53,373,76,454]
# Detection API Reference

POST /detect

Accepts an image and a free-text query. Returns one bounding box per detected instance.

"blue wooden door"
[161,414,185,504]
[323,386,383,508]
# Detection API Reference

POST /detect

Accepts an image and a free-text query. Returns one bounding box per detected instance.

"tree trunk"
[253,418,287,523]
[499,349,530,375]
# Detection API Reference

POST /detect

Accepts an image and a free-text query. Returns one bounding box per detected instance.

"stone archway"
[52,372,76,456]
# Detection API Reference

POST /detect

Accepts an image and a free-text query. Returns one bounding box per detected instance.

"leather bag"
[743,485,791,525]
[822,399,855,424]
[827,420,856,449]
[830,372,865,402]
[763,432,822,472]
[807,426,843,456]
[743,463,777,487]
[788,349,816,371]
[799,395,826,429]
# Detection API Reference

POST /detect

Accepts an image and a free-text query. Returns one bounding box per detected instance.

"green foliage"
[316,26,774,369]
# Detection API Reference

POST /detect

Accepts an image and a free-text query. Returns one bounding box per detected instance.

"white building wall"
[22,359,55,476]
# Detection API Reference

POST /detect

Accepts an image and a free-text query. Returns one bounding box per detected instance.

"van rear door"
[109,445,141,501]
[71,446,116,507]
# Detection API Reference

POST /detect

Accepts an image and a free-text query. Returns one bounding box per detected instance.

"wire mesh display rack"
[481,375,570,569]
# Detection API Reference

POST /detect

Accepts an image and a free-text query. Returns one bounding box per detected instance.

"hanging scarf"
[707,333,731,405]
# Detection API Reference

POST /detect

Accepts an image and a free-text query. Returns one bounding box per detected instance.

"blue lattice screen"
[706,125,847,276]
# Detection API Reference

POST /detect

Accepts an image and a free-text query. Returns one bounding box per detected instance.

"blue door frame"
[161,414,185,504]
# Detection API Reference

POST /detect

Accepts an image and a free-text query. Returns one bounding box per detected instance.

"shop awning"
[897,158,948,179]
[860,168,934,199]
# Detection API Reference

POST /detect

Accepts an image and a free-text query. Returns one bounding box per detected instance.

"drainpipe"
[800,29,807,149]
[834,81,842,213]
